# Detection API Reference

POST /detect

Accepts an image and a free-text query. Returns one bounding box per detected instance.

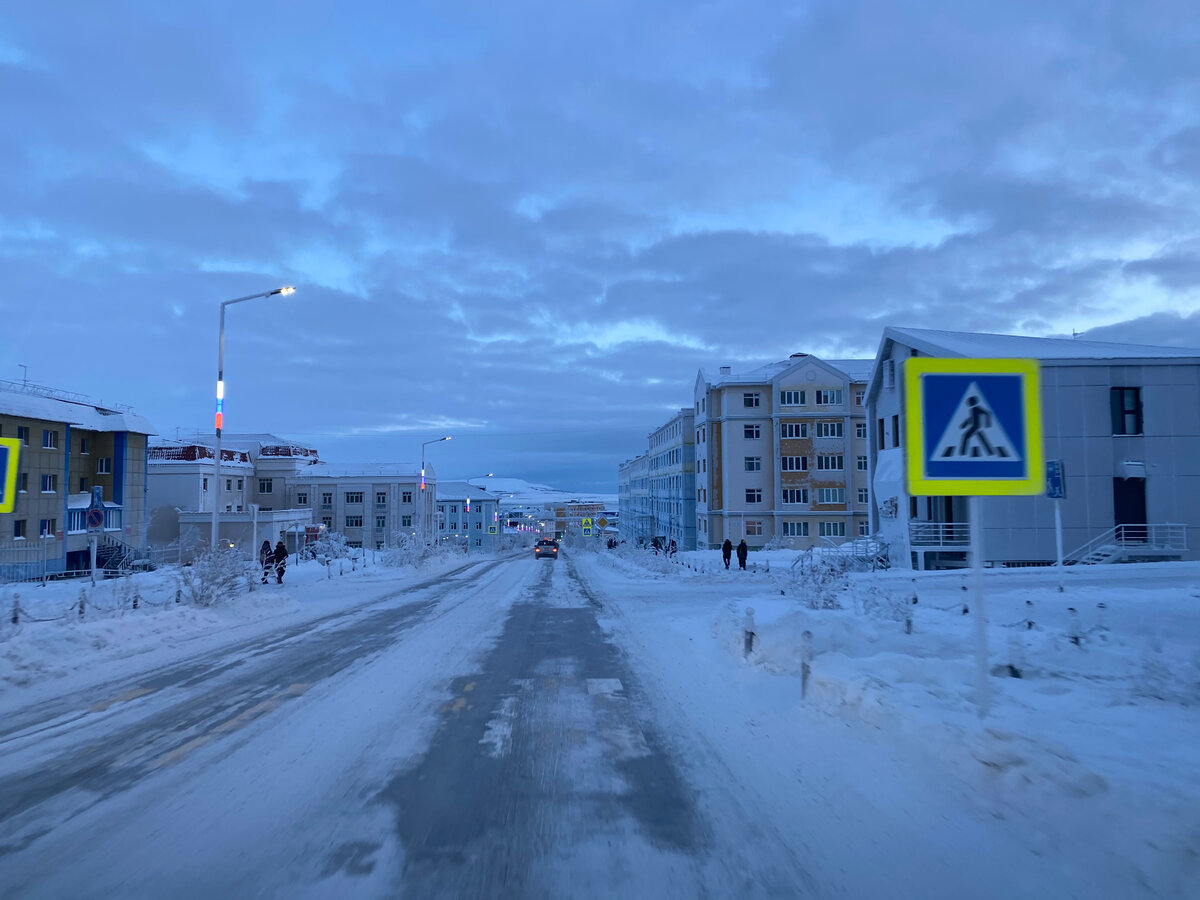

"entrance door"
[1113,478,1147,542]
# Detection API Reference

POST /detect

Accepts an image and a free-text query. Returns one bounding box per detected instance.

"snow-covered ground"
[3,547,1198,897]
[576,547,1200,899]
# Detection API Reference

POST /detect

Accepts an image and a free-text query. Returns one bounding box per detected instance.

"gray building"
[289,462,428,550]
[617,453,651,545]
[867,327,1200,569]
[435,481,502,552]
[648,409,696,550]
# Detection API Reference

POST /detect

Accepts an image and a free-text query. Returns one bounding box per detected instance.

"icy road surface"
[0,555,805,898]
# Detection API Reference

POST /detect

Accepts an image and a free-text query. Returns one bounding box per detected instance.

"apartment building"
[542,501,606,539]
[289,463,428,549]
[867,327,1200,569]
[647,410,696,549]
[435,481,501,552]
[694,353,871,549]
[617,453,651,544]
[1,381,153,578]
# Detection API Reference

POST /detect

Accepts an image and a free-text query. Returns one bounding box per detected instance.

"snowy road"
[0,554,810,899]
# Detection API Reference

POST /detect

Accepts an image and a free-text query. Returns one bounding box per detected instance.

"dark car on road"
[534,539,559,559]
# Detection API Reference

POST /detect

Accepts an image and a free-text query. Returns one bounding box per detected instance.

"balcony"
[375,503,387,511]
[909,522,970,546]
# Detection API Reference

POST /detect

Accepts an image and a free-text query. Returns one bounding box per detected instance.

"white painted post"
[743,607,756,657]
[89,535,97,586]
[970,495,991,716]
[801,629,814,698]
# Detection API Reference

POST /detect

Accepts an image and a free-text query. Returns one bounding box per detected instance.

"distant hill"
[463,476,616,508]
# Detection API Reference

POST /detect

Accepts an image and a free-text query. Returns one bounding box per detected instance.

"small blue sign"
[1046,459,1066,500]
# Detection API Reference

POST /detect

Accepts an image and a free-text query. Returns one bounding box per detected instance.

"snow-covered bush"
[175,550,252,606]
[309,531,351,561]
[792,557,849,610]
[380,533,455,568]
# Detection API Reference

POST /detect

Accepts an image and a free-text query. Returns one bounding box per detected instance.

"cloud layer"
[2,1,1198,490]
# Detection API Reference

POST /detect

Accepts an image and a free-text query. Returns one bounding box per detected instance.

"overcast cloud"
[2,1,1199,491]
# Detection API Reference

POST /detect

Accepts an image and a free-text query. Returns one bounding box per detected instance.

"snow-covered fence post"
[175,587,182,604]
[906,589,917,635]
[1024,599,1035,630]
[743,607,756,658]
[1068,607,1081,646]
[339,560,345,576]
[11,597,18,625]
[78,590,86,620]
[1006,633,1025,678]
[801,630,814,698]
[132,591,139,610]
[1095,602,1108,635]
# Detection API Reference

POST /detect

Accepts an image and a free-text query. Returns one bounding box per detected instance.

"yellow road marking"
[464,682,476,692]
[89,687,155,713]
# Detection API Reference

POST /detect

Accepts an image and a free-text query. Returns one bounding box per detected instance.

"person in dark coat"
[259,540,273,584]
[722,539,733,569]
[273,540,288,584]
[736,539,749,570]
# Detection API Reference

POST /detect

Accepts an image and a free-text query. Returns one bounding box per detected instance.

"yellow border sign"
[905,358,1044,496]
[0,437,19,513]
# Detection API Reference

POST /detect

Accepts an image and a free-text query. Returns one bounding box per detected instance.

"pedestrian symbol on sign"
[932,383,1019,461]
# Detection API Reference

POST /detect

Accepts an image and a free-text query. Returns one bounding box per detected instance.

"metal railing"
[1064,523,1188,565]
[908,522,970,545]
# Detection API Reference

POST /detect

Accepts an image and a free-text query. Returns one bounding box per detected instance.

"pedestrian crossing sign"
[905,358,1044,496]
[0,438,18,514]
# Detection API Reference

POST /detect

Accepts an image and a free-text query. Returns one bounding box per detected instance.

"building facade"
[289,463,428,550]
[694,354,871,549]
[1,381,153,579]
[435,481,502,552]
[867,327,1200,569]
[617,453,651,544]
[647,410,696,549]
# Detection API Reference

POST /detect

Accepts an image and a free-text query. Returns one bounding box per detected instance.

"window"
[817,454,843,470]
[202,477,208,491]
[80,437,89,455]
[857,456,868,471]
[744,456,761,472]
[17,426,29,445]
[451,505,458,514]
[743,392,761,408]
[815,389,843,405]
[891,415,900,447]
[42,429,57,449]
[322,517,332,528]
[855,391,864,406]
[13,520,26,539]
[225,504,232,512]
[858,487,870,503]
[18,472,27,492]
[297,492,308,505]
[40,518,57,537]
[259,478,273,494]
[450,522,457,530]
[781,422,808,439]
[878,418,886,450]
[745,488,762,503]
[237,478,244,490]
[402,515,412,527]
[819,521,846,537]
[345,515,363,527]
[859,521,870,536]
[376,491,387,504]
[1111,387,1143,435]
[782,521,809,536]
[97,457,112,474]
[746,520,763,536]
[817,488,845,504]
[856,422,867,439]
[403,491,413,503]
[226,479,232,491]
[345,491,363,504]
[781,456,808,471]
[347,541,362,549]
[743,424,761,439]
[376,516,387,529]
[816,422,843,438]
[782,488,809,504]
[79,477,88,492]
[475,539,482,547]
[476,522,482,529]
[780,390,805,406]
[321,492,333,508]
[41,473,57,492]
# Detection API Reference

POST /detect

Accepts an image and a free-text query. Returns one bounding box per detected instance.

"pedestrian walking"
[668,539,677,558]
[273,539,288,584]
[736,539,749,570]
[722,539,733,569]
[258,540,272,584]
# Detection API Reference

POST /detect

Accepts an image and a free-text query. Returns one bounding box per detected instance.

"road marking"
[586,678,624,697]
[89,687,155,712]
[148,683,310,769]
[480,696,518,758]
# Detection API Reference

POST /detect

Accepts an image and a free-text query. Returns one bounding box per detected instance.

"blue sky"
[3,1,1199,492]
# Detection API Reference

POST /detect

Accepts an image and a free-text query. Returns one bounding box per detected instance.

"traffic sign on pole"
[905,358,1044,496]
[0,438,18,514]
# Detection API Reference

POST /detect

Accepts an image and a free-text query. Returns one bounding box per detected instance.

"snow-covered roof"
[699,355,873,386]
[292,462,421,480]
[883,327,1200,362]
[436,481,501,501]
[0,385,154,434]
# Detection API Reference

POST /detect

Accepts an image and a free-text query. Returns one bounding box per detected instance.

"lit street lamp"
[211,286,296,552]
[419,436,451,542]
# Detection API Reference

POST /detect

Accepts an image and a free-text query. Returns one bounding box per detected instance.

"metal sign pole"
[90,535,97,586]
[1054,498,1064,586]
[970,494,991,716]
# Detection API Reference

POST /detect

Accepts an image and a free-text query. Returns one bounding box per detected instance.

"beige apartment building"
[1,381,153,579]
[693,353,872,549]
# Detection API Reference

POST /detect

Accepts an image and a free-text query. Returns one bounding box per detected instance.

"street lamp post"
[211,286,296,552]
[419,436,451,543]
